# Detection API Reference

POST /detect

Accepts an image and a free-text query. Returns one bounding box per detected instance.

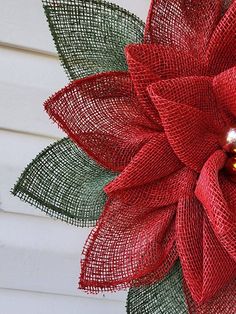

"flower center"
[221,127,236,154]
[221,127,236,181]
[225,157,236,176]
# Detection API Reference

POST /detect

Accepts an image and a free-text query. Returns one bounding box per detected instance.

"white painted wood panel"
[0,0,56,55]
[0,0,150,55]
[0,46,67,137]
[0,211,127,302]
[0,130,127,304]
[0,130,53,216]
[0,0,151,311]
[0,289,125,314]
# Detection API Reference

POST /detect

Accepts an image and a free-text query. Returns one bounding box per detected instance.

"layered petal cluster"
[13,0,236,313]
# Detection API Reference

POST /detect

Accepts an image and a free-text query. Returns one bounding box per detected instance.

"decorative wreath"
[13,0,236,313]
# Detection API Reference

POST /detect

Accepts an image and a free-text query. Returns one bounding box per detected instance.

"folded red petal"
[213,66,236,123]
[201,215,236,302]
[125,44,202,125]
[207,2,236,74]
[106,167,192,209]
[149,77,220,172]
[104,133,182,193]
[45,72,157,172]
[177,194,236,304]
[177,194,203,303]
[185,277,236,314]
[132,243,178,287]
[195,150,236,261]
[144,0,221,57]
[79,199,177,292]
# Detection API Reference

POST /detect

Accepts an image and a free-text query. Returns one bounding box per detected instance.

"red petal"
[201,216,236,302]
[207,2,236,74]
[106,167,192,209]
[132,243,178,287]
[149,77,220,172]
[213,66,236,124]
[195,150,236,261]
[177,194,203,303]
[79,199,177,292]
[125,44,202,125]
[104,133,182,193]
[185,277,236,314]
[144,0,221,56]
[177,194,236,304]
[45,72,156,172]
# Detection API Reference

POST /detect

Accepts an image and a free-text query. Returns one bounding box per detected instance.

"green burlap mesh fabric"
[43,0,145,80]
[127,262,188,314]
[12,138,116,227]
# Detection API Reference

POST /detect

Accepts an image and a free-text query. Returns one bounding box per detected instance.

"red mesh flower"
[42,0,236,312]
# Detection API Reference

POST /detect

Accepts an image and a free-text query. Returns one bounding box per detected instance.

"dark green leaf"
[127,262,188,314]
[12,138,116,227]
[43,0,145,80]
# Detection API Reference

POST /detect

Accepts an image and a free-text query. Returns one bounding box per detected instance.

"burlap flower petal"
[144,0,221,56]
[213,66,236,123]
[149,77,220,172]
[125,44,202,125]
[131,244,178,288]
[104,134,182,192]
[45,72,156,172]
[42,0,144,80]
[106,167,192,210]
[185,277,236,314]
[207,2,236,74]
[127,262,188,314]
[177,193,236,304]
[79,199,177,292]
[195,150,236,261]
[12,138,116,227]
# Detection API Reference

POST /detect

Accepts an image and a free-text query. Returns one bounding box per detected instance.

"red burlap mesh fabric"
[207,1,236,74]
[177,193,236,304]
[80,199,177,291]
[149,77,221,172]
[45,72,157,172]
[148,67,236,304]
[185,277,236,314]
[105,135,183,193]
[144,1,234,60]
[45,66,236,302]
[145,0,222,54]
[44,0,236,312]
[196,151,236,261]
[214,66,236,123]
[106,168,192,210]
[125,44,204,125]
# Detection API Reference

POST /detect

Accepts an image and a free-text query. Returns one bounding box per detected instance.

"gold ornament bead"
[220,127,236,154]
[225,156,236,182]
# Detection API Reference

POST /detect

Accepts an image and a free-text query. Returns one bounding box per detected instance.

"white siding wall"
[0,1,150,313]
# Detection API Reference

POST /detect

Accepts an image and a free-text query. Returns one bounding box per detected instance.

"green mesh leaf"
[42,0,145,80]
[12,138,116,227]
[127,262,188,314]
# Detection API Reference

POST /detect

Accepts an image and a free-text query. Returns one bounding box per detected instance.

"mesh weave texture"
[45,17,236,312]
[185,277,236,314]
[145,1,232,55]
[13,0,236,313]
[45,71,157,172]
[43,0,144,80]
[13,138,116,227]
[127,261,187,314]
